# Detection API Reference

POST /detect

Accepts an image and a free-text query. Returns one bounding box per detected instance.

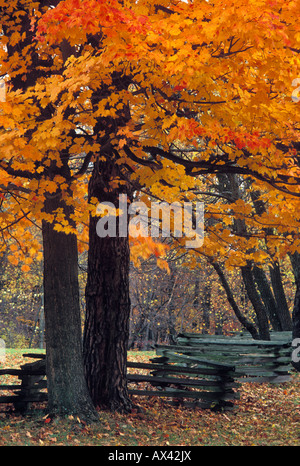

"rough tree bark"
[43,192,99,421]
[250,189,292,331]
[241,265,270,340]
[83,156,133,412]
[252,265,282,331]
[1,2,98,421]
[269,261,292,331]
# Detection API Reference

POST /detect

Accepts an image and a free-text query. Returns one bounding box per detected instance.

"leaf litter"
[0,351,299,446]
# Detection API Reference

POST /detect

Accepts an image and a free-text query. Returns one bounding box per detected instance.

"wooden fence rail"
[168,332,293,383]
[0,331,293,413]
[0,352,239,412]
[0,356,47,412]
[127,356,238,410]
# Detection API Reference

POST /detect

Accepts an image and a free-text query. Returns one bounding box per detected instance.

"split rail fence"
[0,352,238,412]
[0,355,47,413]
[127,355,238,410]
[0,331,294,413]
[167,331,293,383]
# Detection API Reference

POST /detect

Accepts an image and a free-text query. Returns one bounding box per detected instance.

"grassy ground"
[0,349,299,446]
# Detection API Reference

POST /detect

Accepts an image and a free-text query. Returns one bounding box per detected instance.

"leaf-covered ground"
[0,350,299,446]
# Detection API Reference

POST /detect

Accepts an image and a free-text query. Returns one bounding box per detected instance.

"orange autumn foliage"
[0,0,299,268]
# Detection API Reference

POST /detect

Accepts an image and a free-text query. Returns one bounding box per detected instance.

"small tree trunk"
[241,265,270,340]
[269,262,292,331]
[42,193,99,422]
[252,265,282,331]
[211,262,259,339]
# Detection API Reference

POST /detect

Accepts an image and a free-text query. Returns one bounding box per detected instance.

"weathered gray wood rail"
[162,332,293,383]
[2,331,291,414]
[0,356,47,412]
[0,352,239,412]
[127,356,238,410]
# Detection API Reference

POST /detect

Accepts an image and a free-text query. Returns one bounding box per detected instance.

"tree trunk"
[42,193,99,422]
[83,159,133,412]
[193,273,211,334]
[289,251,300,282]
[216,174,269,339]
[165,266,178,344]
[250,190,292,331]
[241,265,270,340]
[292,281,300,339]
[211,262,259,339]
[252,265,282,331]
[269,261,292,330]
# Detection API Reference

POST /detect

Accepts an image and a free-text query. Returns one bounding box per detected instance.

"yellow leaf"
[8,255,18,266]
[21,264,31,272]
[157,258,170,273]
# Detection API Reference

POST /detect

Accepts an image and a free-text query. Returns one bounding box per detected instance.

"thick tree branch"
[140,145,300,197]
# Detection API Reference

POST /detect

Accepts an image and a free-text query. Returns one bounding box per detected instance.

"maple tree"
[0,0,99,421]
[1,0,300,415]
